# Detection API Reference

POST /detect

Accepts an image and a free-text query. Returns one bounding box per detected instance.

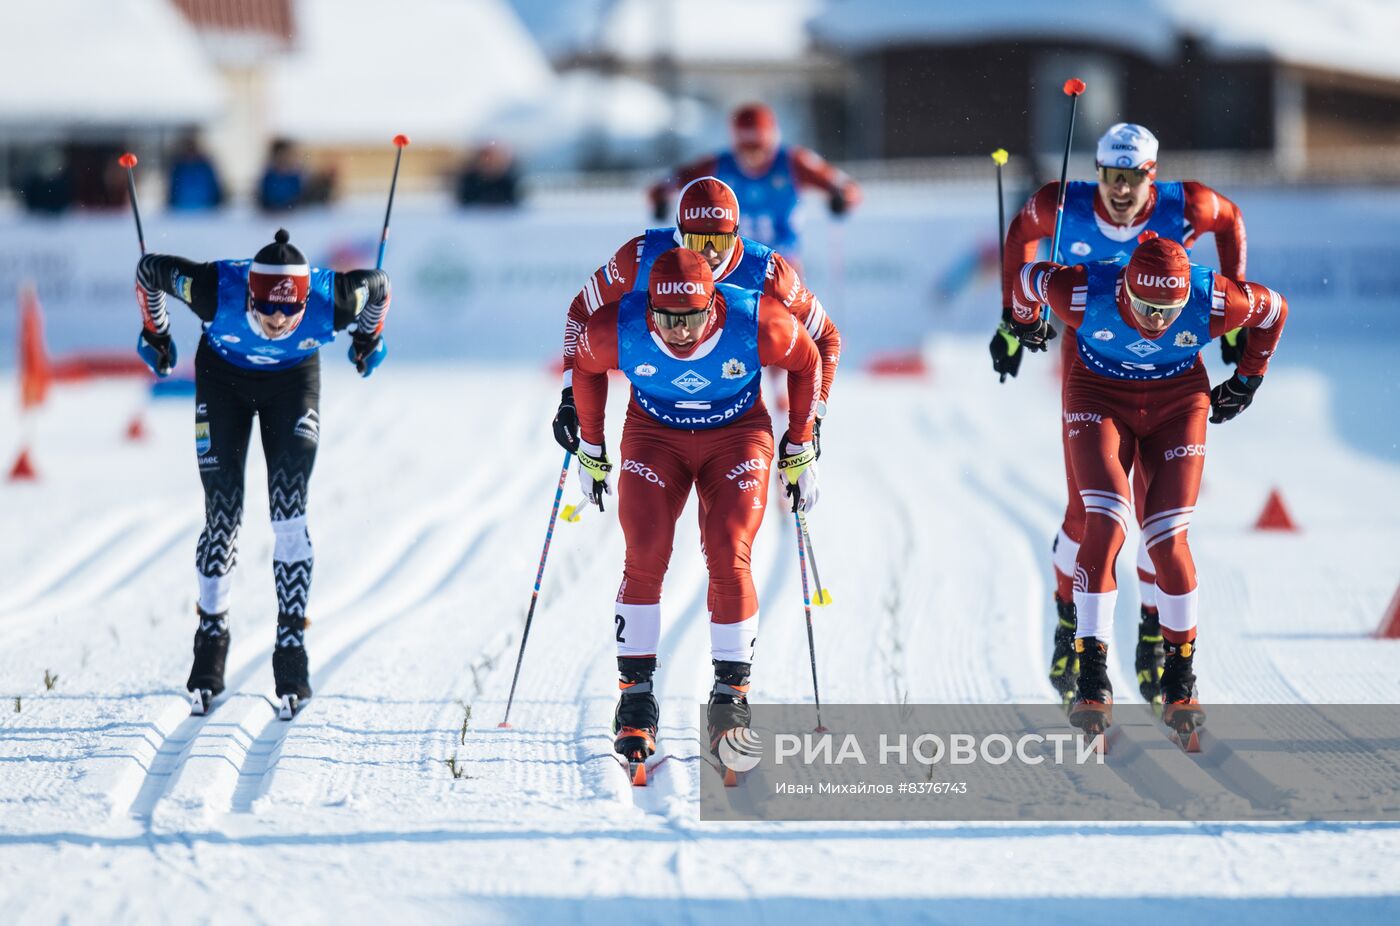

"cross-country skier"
[569,247,821,771]
[553,175,841,456]
[133,229,391,717]
[991,123,1248,706]
[1008,236,1287,739]
[646,103,861,262]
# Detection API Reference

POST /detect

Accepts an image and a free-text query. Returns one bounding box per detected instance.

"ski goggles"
[1124,283,1187,325]
[649,298,713,332]
[1098,165,1152,187]
[681,231,736,254]
[249,297,307,317]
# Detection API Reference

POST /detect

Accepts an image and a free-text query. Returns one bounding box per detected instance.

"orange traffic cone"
[1253,487,1298,532]
[8,447,37,481]
[1377,583,1400,639]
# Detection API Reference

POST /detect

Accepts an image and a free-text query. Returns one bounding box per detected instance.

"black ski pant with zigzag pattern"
[193,340,320,623]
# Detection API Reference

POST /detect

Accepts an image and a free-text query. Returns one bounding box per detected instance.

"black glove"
[652,197,668,222]
[1009,314,1057,352]
[828,189,848,217]
[989,307,1024,382]
[552,387,580,453]
[1220,327,1248,366]
[137,329,177,377]
[1209,373,1262,424]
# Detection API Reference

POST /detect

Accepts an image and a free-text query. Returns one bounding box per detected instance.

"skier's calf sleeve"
[1073,591,1116,640]
[271,515,313,563]
[197,571,233,615]
[1052,528,1080,582]
[614,602,660,657]
[1155,586,1199,636]
[710,613,758,663]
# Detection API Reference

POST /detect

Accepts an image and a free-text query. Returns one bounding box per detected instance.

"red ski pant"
[1056,329,1152,598]
[1064,358,1209,600]
[616,403,775,624]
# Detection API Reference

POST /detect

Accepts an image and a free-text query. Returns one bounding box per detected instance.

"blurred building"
[508,0,856,163]
[810,0,1400,180]
[1,0,222,207]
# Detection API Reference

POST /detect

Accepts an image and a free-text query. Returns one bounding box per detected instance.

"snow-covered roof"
[509,0,821,64]
[0,0,223,128]
[268,0,555,145]
[810,0,1400,83]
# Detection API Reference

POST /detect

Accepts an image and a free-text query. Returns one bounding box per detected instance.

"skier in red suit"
[571,247,821,766]
[647,102,861,264]
[992,123,1249,706]
[1009,236,1287,737]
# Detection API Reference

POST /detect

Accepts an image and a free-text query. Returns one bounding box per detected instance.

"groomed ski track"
[2,345,1398,923]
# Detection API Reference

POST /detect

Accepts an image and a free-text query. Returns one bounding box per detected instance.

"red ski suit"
[1013,261,1287,642]
[561,233,842,405]
[1003,181,1247,601]
[573,292,821,637]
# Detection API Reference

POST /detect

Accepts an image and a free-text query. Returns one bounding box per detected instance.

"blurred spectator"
[257,138,305,212]
[455,142,520,207]
[167,134,225,211]
[18,148,73,215]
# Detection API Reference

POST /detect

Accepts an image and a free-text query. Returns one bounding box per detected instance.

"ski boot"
[707,660,754,787]
[273,612,312,720]
[1135,606,1166,711]
[1160,637,1204,752]
[186,606,230,715]
[1068,637,1113,750]
[612,656,659,785]
[1048,597,1079,710]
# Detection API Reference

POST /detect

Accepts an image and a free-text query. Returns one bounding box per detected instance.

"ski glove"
[576,440,613,511]
[552,387,580,453]
[1209,373,1262,424]
[990,307,1024,382]
[136,329,177,377]
[1009,315,1057,352]
[348,335,387,378]
[777,435,819,513]
[1219,327,1248,366]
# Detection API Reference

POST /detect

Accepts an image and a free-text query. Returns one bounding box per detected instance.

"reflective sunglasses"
[681,231,736,254]
[1124,283,1186,325]
[649,296,713,332]
[1098,165,1152,187]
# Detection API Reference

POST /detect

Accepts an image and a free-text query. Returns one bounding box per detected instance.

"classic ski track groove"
[144,435,544,826]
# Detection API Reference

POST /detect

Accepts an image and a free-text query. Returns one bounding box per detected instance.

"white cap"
[1096,123,1159,169]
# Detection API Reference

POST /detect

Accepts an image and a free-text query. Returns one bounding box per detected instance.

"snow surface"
[267,0,556,145]
[2,331,1399,920]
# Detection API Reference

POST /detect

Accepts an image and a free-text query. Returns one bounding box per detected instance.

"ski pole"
[376,134,410,270]
[794,510,826,732]
[117,153,146,255]
[991,148,1008,281]
[1048,78,1086,270]
[796,510,831,606]
[499,451,572,728]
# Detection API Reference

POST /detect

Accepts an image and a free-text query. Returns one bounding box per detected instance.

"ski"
[614,751,666,787]
[1067,702,1116,755]
[1162,704,1204,753]
[189,688,213,716]
[277,694,301,721]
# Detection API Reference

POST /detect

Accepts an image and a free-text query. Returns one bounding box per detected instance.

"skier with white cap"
[989,123,1248,710]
